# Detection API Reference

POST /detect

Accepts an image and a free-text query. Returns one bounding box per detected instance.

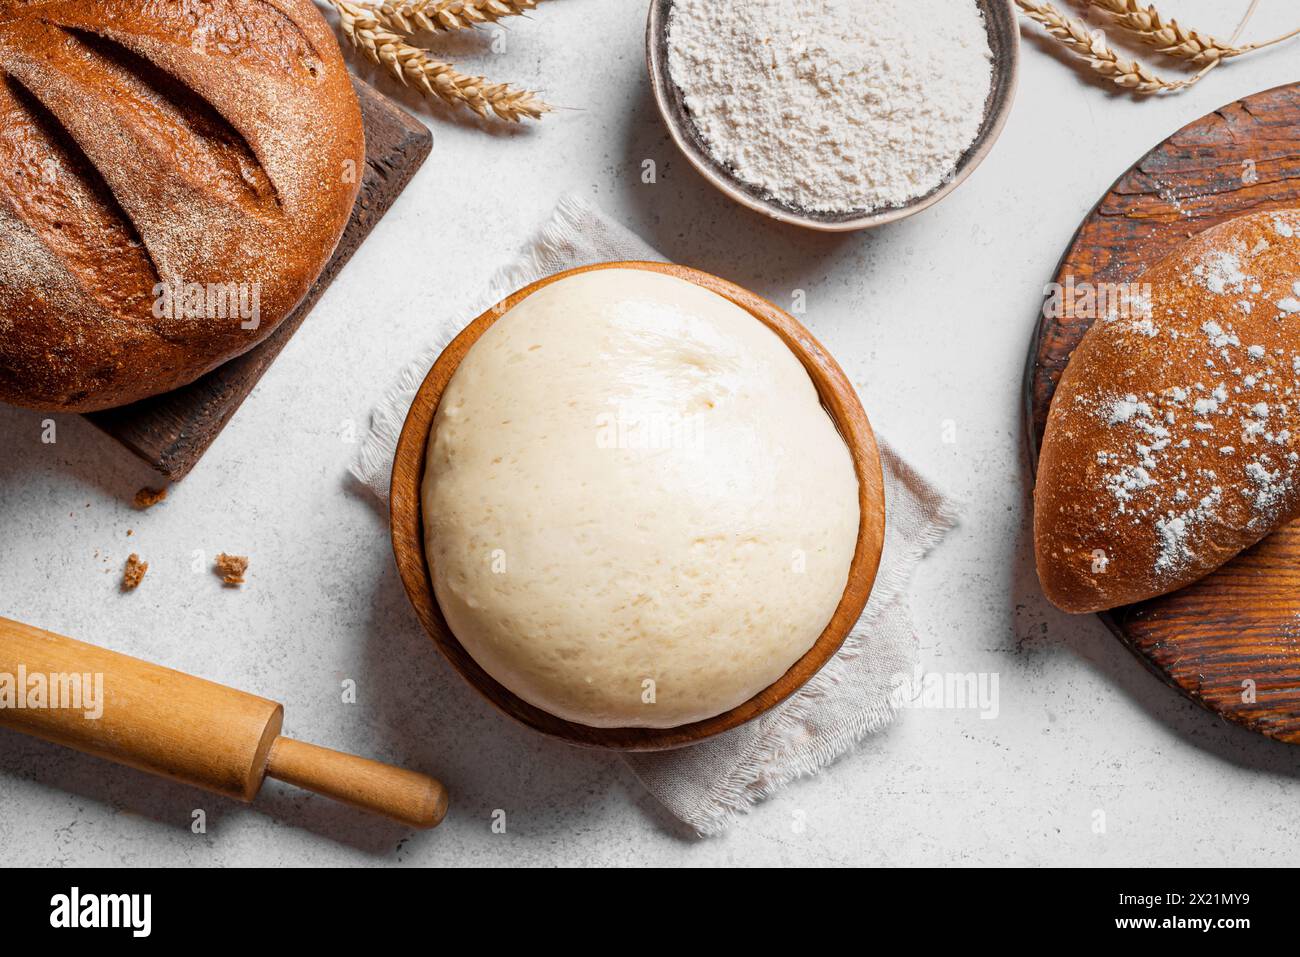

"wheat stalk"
[1016,0,1194,93]
[375,0,545,34]
[1084,0,1238,66]
[332,0,550,121]
[1025,0,1298,94]
[1087,0,1300,64]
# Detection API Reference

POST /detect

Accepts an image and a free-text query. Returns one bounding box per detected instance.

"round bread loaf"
[421,268,863,729]
[0,0,363,411]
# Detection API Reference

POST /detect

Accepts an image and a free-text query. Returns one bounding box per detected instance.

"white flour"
[666,0,994,214]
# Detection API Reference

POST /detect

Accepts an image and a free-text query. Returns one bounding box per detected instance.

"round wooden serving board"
[1025,82,1300,744]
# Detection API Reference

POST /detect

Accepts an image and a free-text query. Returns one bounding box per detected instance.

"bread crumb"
[122,554,148,591]
[215,553,249,586]
[133,486,168,509]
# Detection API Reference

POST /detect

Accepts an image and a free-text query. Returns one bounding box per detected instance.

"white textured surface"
[3,0,1300,866]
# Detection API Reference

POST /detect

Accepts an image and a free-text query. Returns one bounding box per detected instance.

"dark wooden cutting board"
[85,78,432,480]
[1025,82,1300,744]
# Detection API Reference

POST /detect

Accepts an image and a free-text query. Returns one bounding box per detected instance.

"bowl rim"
[645,0,1021,232]
[389,261,887,751]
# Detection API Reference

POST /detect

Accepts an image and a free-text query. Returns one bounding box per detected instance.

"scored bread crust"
[0,0,363,411]
[1035,209,1300,614]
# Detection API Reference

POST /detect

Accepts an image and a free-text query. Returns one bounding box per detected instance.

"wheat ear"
[1087,0,1300,64]
[332,0,550,121]
[1016,0,1192,93]
[375,0,545,34]
[1084,0,1238,65]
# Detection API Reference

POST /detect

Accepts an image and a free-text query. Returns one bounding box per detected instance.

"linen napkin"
[351,194,960,836]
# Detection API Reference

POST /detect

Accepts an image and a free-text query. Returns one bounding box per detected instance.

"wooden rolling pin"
[0,617,447,829]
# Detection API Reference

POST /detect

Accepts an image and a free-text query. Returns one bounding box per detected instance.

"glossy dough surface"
[422,268,861,728]
[1036,209,1300,613]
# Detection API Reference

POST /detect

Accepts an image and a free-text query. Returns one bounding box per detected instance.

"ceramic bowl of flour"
[646,0,1019,232]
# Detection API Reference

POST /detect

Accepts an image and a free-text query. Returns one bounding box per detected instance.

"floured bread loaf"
[422,268,863,728]
[0,0,363,411]
[1036,209,1300,613]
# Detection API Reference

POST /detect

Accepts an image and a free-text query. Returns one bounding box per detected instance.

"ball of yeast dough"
[422,268,860,728]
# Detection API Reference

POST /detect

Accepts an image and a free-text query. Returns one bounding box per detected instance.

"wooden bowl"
[390,262,886,751]
[645,0,1020,232]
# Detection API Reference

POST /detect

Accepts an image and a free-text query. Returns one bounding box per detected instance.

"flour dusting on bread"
[1036,209,1300,613]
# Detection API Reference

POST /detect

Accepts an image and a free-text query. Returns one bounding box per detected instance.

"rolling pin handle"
[265,737,449,830]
